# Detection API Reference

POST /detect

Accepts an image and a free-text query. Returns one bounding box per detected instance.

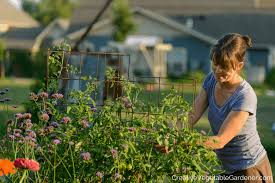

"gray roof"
[67,0,275,34]
[0,0,39,28]
[173,13,275,46]
[2,27,43,50]
[67,0,275,47]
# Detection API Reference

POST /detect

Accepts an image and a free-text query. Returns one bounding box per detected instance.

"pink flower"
[14,158,40,171]
[128,127,136,132]
[40,113,49,121]
[8,135,15,140]
[111,149,118,158]
[13,129,22,134]
[61,117,71,124]
[26,130,36,138]
[80,152,91,161]
[51,93,63,99]
[81,119,89,128]
[24,136,36,142]
[96,171,103,178]
[14,133,21,138]
[25,120,33,129]
[15,113,23,119]
[53,139,61,145]
[23,113,32,119]
[38,92,48,99]
[141,128,150,132]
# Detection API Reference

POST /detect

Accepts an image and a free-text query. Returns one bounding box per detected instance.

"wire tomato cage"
[45,49,197,128]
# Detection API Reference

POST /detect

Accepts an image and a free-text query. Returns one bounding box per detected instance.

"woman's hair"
[210,33,252,71]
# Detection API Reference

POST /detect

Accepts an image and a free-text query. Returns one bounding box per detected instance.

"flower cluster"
[14,158,40,171]
[0,159,16,176]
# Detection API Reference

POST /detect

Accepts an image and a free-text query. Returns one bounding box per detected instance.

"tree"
[0,40,5,78]
[22,0,74,26]
[73,0,113,50]
[111,0,135,42]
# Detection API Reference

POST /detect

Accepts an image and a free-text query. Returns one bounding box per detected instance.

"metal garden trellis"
[45,49,197,126]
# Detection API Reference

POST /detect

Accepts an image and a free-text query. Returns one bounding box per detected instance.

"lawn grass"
[0,77,34,136]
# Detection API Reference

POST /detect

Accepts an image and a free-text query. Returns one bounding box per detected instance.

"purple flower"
[51,93,63,99]
[114,173,121,180]
[111,149,118,158]
[24,136,36,142]
[61,117,71,124]
[13,129,22,134]
[14,133,21,137]
[50,133,57,138]
[53,139,61,145]
[46,126,54,133]
[80,152,91,161]
[24,119,33,130]
[96,171,103,178]
[81,119,90,128]
[26,130,36,138]
[15,113,23,119]
[8,135,15,140]
[90,106,97,112]
[128,127,136,132]
[141,128,150,132]
[50,122,59,128]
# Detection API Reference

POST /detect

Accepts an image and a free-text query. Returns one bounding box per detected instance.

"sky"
[8,0,22,9]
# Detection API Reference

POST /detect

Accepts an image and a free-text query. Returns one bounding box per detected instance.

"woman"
[189,33,273,182]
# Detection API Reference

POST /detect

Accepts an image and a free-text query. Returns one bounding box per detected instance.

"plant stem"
[19,170,27,183]
[69,145,76,182]
[53,146,56,183]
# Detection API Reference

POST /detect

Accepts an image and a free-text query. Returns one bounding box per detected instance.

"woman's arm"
[188,88,208,128]
[203,110,249,149]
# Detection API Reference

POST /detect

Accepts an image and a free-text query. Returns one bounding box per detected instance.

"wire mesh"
[45,49,197,126]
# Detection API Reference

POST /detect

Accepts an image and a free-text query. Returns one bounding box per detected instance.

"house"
[59,0,275,84]
[60,7,216,81]
[0,0,69,76]
[173,13,275,83]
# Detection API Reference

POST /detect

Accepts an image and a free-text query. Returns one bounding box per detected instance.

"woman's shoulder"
[202,72,215,90]
[237,79,257,101]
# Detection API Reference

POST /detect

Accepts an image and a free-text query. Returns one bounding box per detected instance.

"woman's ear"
[237,62,244,71]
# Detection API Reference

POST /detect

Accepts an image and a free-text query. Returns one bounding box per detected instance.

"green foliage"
[0,40,5,77]
[7,50,33,77]
[265,68,275,89]
[22,0,75,26]
[0,40,4,60]
[112,0,136,42]
[0,48,222,182]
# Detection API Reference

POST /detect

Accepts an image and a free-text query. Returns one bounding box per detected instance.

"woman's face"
[211,63,236,83]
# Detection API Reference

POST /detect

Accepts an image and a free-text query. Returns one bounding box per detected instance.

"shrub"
[0,49,222,182]
[265,68,275,89]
